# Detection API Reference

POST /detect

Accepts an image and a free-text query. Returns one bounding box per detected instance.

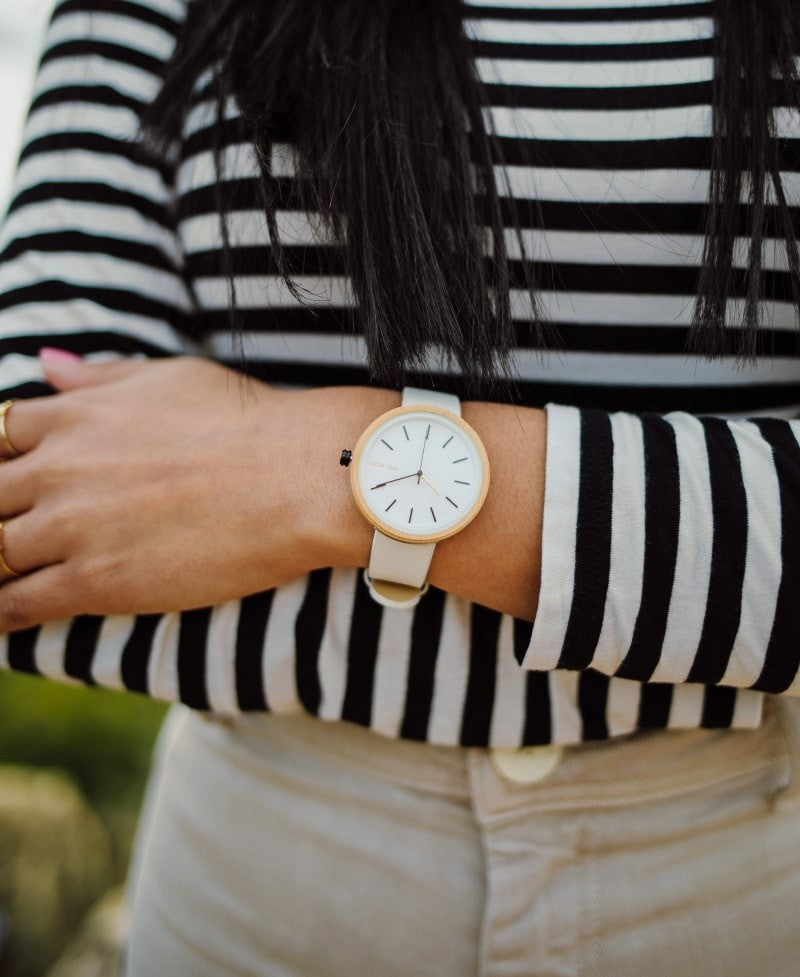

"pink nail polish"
[39,347,83,363]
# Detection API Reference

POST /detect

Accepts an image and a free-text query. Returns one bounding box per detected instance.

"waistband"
[201,695,799,811]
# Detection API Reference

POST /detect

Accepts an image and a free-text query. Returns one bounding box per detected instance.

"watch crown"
[339,449,352,468]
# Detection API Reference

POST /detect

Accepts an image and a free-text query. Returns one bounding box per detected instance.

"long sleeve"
[518,405,800,697]
[0,0,208,694]
[0,0,196,372]
[0,0,327,725]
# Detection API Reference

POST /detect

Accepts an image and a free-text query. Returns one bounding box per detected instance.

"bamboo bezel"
[349,402,490,544]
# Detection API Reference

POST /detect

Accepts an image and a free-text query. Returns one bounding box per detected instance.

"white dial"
[352,405,489,543]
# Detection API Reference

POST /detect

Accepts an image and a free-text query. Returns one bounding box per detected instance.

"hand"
[0,354,381,630]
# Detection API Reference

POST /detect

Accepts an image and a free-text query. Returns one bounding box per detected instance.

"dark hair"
[141,0,800,390]
[692,0,800,359]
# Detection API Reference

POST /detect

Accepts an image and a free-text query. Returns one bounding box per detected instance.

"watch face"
[351,404,490,543]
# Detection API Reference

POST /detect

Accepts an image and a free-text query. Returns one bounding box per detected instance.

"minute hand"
[416,424,430,483]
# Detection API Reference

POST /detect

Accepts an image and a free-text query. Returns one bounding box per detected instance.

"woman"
[1,0,799,973]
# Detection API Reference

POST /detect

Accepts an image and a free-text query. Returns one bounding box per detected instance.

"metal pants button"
[490,744,564,784]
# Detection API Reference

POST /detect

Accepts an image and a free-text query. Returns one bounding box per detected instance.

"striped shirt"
[0,0,798,745]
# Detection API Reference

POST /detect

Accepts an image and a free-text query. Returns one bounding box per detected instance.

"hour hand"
[370,471,418,490]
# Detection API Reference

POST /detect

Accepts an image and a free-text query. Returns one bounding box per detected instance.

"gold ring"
[0,400,20,457]
[0,522,19,582]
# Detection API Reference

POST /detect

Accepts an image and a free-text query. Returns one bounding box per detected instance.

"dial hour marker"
[453,457,468,464]
[385,499,396,512]
[442,435,454,449]
[454,480,470,486]
[446,496,458,508]
[381,438,394,451]
[403,425,410,441]
[408,507,414,524]
[430,507,437,523]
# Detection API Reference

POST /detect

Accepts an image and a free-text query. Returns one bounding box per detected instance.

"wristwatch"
[340,388,490,608]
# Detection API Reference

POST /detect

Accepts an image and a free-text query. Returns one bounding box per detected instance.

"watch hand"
[420,473,444,495]
[370,472,419,490]
[417,424,430,483]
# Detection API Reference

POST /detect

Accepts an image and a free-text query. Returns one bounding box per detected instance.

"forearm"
[307,386,546,621]
[3,363,798,704]
[430,400,545,620]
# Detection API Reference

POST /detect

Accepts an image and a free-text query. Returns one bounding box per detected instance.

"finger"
[0,563,83,632]
[1,511,64,575]
[0,519,19,582]
[0,400,21,458]
[0,397,53,458]
[0,397,59,459]
[0,452,38,513]
[39,349,147,392]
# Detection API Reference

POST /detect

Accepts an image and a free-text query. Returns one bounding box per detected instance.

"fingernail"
[39,347,83,363]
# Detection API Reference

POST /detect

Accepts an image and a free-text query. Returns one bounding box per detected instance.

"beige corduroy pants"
[125,697,800,977]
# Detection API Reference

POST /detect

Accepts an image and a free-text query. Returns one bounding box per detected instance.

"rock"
[43,887,128,977]
[0,765,113,977]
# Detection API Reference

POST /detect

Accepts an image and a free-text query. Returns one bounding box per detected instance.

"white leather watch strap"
[369,532,435,588]
[365,387,459,609]
[402,387,461,415]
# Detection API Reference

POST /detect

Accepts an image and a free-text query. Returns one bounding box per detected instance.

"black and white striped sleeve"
[517,404,800,696]
[0,0,195,385]
[0,0,217,699]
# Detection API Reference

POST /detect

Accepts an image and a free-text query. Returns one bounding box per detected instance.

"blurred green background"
[0,671,166,976]
[0,672,165,836]
[0,5,168,974]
